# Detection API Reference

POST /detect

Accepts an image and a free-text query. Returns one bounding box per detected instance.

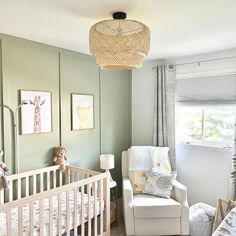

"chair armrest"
[122,178,134,235]
[123,178,133,206]
[172,179,188,206]
[173,180,189,235]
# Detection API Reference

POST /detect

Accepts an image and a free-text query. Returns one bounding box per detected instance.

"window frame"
[175,102,236,148]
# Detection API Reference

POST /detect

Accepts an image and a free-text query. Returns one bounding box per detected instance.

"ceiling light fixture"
[89,11,150,70]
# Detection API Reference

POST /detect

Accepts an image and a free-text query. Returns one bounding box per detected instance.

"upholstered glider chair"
[122,147,189,236]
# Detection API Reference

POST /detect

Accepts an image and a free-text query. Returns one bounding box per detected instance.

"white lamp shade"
[100,154,114,170]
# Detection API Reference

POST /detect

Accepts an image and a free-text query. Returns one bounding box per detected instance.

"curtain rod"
[152,55,236,70]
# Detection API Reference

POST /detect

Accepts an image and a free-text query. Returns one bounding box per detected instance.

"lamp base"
[105,170,116,188]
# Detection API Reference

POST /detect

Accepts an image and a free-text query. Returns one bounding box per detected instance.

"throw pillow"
[143,171,176,198]
[129,171,148,193]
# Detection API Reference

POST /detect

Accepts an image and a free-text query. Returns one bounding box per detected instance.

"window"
[176,106,235,147]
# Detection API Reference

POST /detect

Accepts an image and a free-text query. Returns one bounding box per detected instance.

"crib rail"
[0,165,63,204]
[0,166,110,236]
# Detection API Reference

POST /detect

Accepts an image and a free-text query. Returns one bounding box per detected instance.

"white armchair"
[122,150,189,236]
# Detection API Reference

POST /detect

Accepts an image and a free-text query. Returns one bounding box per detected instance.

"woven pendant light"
[89,12,150,70]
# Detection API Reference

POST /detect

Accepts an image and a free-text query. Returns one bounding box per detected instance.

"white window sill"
[176,142,232,153]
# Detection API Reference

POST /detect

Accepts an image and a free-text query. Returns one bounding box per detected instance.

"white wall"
[132,49,236,206]
[176,144,232,206]
[132,60,161,145]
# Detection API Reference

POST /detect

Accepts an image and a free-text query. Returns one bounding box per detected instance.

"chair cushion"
[133,194,182,218]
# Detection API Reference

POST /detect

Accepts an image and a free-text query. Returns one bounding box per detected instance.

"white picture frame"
[71,94,94,130]
[20,90,52,135]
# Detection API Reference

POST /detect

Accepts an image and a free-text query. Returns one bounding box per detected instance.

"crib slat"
[100,179,104,235]
[26,176,29,197]
[6,210,11,236]
[49,196,53,236]
[40,173,43,192]
[71,171,75,183]
[73,188,78,236]
[88,183,91,236]
[66,191,70,236]
[53,170,56,188]
[33,175,36,194]
[66,168,70,184]
[18,206,23,236]
[47,172,50,190]
[17,178,21,200]
[74,172,78,182]
[58,193,62,236]
[39,199,44,236]
[59,171,63,186]
[29,202,34,236]
[9,180,13,202]
[0,191,3,204]
[80,173,84,181]
[94,181,98,236]
[81,185,85,236]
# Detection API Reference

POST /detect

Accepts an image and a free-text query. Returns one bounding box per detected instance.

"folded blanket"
[129,146,152,171]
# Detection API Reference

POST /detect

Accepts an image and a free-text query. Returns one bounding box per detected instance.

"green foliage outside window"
[176,106,235,145]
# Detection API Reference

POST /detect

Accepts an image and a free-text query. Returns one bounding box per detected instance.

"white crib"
[0,165,110,236]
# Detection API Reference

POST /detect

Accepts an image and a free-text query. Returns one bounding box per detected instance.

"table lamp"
[100,154,116,188]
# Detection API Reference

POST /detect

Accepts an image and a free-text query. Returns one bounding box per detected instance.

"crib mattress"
[0,190,102,236]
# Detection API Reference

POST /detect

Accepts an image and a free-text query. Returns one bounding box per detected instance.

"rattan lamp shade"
[89,13,150,70]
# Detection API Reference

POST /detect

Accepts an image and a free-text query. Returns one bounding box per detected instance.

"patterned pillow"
[143,171,176,198]
[129,171,148,193]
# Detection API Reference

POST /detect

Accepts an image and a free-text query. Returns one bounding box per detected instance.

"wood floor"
[110,199,126,236]
[111,221,126,236]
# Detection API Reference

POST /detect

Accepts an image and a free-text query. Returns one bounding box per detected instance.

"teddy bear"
[0,160,9,190]
[53,146,68,172]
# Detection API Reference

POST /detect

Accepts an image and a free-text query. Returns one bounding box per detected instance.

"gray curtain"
[153,65,176,170]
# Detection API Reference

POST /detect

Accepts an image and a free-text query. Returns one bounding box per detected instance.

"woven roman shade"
[176,74,236,103]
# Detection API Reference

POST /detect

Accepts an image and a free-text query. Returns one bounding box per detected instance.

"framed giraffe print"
[20,90,52,134]
[71,93,94,130]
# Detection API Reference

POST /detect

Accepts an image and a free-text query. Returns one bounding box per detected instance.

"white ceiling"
[0,0,236,60]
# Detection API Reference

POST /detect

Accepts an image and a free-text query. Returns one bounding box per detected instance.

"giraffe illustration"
[33,96,45,133]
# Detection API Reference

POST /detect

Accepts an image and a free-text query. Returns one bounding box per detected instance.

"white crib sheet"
[0,190,102,236]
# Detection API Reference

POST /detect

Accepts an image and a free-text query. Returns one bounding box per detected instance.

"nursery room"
[0,0,236,236]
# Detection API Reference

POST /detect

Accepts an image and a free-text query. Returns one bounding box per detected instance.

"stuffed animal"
[53,146,68,172]
[0,161,9,190]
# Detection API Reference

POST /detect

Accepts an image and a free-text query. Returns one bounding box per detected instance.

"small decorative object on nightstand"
[100,154,117,226]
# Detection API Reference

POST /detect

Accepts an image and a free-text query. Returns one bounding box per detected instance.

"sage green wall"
[0,34,131,194]
[2,38,60,172]
[100,70,131,194]
[60,53,100,170]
